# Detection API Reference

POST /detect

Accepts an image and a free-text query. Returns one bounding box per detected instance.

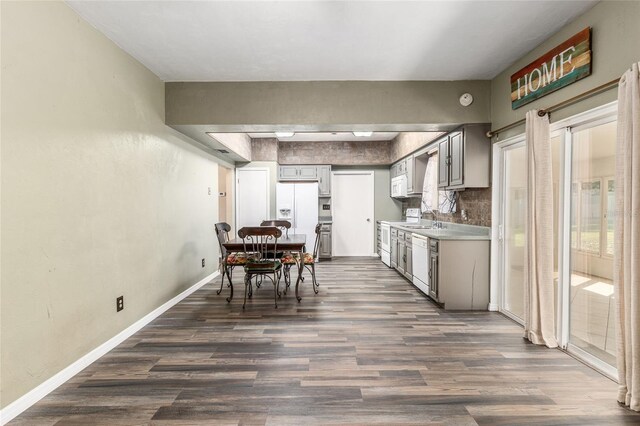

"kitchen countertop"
[381,220,491,241]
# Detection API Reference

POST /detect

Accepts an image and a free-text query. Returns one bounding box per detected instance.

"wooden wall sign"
[511,27,591,109]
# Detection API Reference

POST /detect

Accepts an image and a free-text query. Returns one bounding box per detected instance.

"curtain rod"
[486,77,620,138]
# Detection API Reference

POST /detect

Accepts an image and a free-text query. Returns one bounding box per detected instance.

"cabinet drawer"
[320,224,331,232]
[398,231,406,239]
[405,233,413,243]
[391,228,398,237]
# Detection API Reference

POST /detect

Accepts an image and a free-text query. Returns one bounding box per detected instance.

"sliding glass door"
[501,143,526,321]
[494,103,618,376]
[568,120,617,368]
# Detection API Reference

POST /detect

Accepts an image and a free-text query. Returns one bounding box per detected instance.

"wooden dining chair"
[237,226,283,309]
[281,223,321,295]
[215,222,250,301]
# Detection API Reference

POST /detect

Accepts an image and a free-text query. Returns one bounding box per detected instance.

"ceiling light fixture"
[275,131,295,138]
[353,131,373,137]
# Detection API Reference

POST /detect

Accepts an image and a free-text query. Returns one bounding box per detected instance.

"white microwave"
[391,175,408,198]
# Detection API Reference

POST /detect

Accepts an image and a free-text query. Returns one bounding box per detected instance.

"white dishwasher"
[411,234,430,296]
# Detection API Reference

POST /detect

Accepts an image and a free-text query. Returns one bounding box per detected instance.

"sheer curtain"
[421,154,438,213]
[523,110,557,348]
[614,62,640,412]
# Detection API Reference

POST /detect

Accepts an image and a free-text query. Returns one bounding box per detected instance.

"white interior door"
[236,168,269,231]
[332,171,374,256]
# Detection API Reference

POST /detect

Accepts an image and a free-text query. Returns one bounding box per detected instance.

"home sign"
[511,27,591,109]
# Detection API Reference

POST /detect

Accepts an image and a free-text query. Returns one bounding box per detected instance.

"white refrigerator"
[276,182,319,250]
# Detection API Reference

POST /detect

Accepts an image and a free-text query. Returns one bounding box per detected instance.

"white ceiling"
[248,132,399,142]
[66,1,598,82]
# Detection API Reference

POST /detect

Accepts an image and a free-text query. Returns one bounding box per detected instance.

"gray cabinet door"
[406,156,414,193]
[298,166,318,180]
[390,237,398,267]
[318,166,331,196]
[438,137,450,188]
[279,166,299,180]
[397,240,405,274]
[449,132,464,187]
[405,244,413,280]
[319,231,332,258]
[429,251,439,301]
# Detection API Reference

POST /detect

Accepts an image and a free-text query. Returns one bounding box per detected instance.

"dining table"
[222,233,307,302]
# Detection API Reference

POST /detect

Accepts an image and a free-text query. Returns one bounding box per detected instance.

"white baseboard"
[0,271,219,425]
[488,303,499,311]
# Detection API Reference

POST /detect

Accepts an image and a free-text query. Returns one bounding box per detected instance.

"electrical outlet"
[116,296,124,312]
[202,258,205,268]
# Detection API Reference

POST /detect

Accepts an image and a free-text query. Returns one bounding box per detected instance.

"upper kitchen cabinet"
[390,160,405,178]
[391,155,428,198]
[317,165,331,197]
[438,124,491,190]
[278,165,318,181]
[298,165,318,179]
[279,165,299,180]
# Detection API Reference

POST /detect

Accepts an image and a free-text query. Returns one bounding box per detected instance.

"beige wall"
[491,1,640,140]
[218,167,228,223]
[1,1,224,408]
[166,80,491,129]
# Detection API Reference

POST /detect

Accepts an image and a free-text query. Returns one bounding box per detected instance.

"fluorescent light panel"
[353,131,373,137]
[275,131,295,138]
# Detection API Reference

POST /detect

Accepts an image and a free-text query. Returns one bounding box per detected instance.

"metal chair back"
[260,220,291,238]
[312,223,322,259]
[237,226,282,262]
[215,222,232,257]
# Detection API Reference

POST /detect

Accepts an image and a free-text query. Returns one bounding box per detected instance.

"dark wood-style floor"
[11,258,640,425]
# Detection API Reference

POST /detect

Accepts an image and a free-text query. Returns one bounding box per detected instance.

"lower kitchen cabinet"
[431,239,489,310]
[428,239,439,301]
[387,226,489,310]
[390,228,398,267]
[396,231,406,275]
[318,223,332,259]
[404,242,413,281]
[392,229,413,280]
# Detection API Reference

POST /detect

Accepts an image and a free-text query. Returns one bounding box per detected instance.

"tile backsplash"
[401,188,492,227]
